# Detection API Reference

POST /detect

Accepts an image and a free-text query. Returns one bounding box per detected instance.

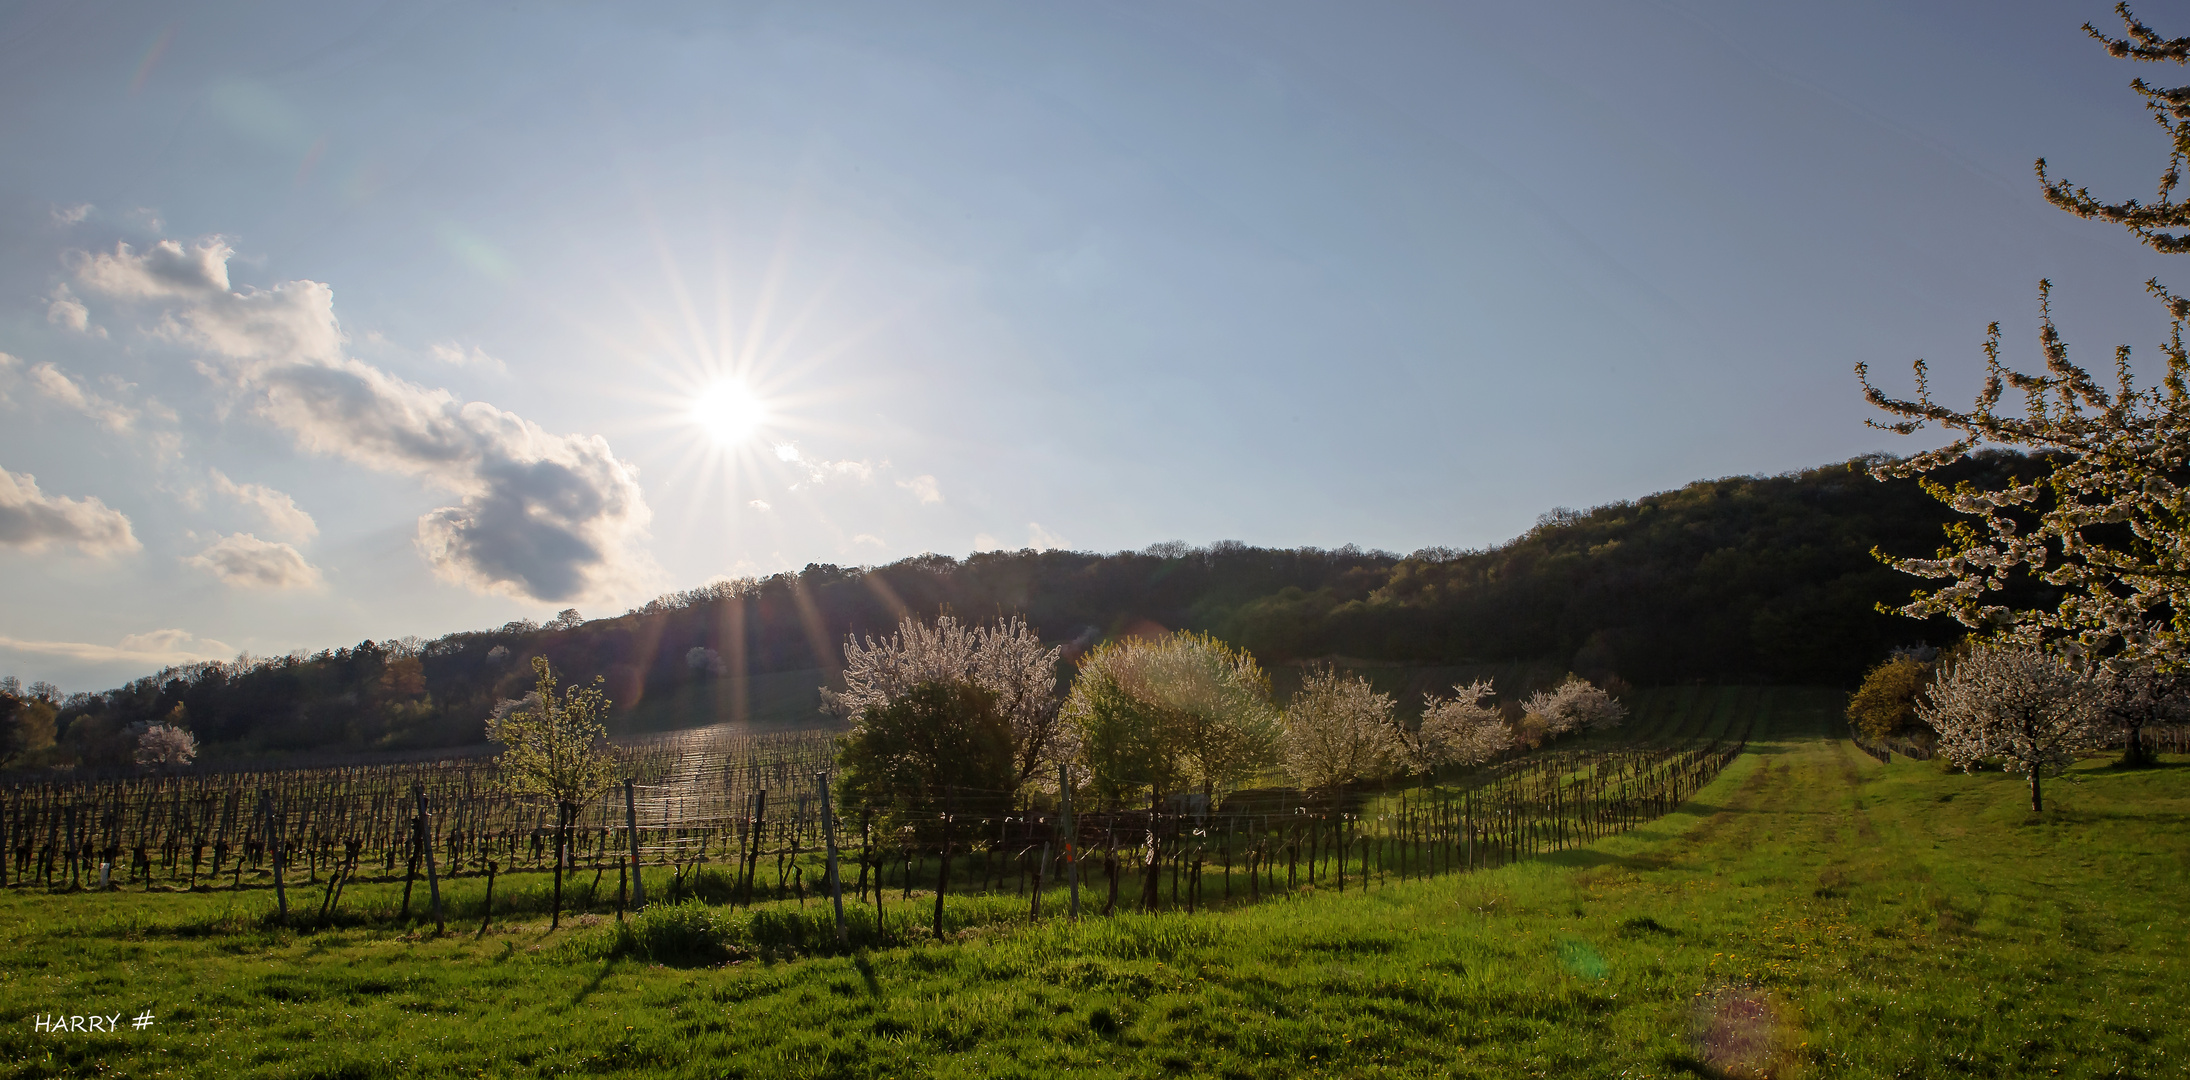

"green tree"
[0,679,57,768]
[834,679,1016,832]
[1062,632,1279,811]
[1065,666,1181,808]
[825,614,1063,795]
[486,656,618,928]
[1847,654,1936,742]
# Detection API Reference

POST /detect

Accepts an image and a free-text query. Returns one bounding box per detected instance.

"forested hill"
[25,452,2030,765]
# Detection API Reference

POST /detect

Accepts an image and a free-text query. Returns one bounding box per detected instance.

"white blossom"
[1521,675,1627,736]
[1861,282,2190,670]
[133,723,197,768]
[1416,680,1514,767]
[825,614,1063,790]
[2083,660,2190,766]
[1280,667,1401,791]
[1918,643,2101,811]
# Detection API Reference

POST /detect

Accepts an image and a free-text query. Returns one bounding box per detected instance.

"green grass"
[5,690,2188,1078]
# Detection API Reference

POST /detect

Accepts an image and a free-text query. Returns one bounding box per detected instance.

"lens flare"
[692,379,767,446]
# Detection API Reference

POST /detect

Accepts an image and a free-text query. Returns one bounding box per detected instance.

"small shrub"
[614,901,739,965]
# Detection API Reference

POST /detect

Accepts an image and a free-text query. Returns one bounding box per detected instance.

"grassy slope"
[4,692,2187,1079]
[612,667,835,735]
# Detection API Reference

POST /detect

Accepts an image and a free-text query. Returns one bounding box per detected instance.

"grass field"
[4,688,2186,1078]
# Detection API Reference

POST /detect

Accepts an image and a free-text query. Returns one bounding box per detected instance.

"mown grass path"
[2,690,2185,1078]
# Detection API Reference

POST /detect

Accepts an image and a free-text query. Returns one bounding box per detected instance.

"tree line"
[831,614,1627,829]
[0,451,2016,769]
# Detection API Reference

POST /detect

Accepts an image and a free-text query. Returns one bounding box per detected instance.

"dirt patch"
[1691,986,1796,1078]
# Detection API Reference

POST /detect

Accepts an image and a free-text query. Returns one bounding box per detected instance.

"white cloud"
[208,469,317,540]
[428,342,509,376]
[71,237,651,603]
[899,474,942,504]
[23,362,138,432]
[45,286,100,335]
[74,237,233,298]
[104,375,178,423]
[852,533,884,547]
[972,533,1000,551]
[0,628,232,667]
[74,238,345,370]
[773,442,875,485]
[0,467,139,555]
[118,628,227,656]
[748,499,772,512]
[268,362,655,601]
[186,532,322,589]
[50,203,93,226]
[1027,522,1068,551]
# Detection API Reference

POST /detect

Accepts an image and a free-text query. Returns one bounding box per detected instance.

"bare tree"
[1919,644,2100,811]
[1280,667,1401,792]
[825,614,1064,792]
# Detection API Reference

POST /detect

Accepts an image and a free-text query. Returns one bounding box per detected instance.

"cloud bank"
[0,628,232,667]
[73,237,651,603]
[0,467,138,556]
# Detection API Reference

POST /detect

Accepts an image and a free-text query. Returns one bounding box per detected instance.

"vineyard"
[4,686,2180,1079]
[0,686,1757,941]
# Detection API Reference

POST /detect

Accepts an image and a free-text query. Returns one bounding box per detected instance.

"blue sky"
[0,1,2182,689]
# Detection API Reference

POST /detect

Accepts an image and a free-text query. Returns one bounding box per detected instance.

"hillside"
[23,451,2039,764]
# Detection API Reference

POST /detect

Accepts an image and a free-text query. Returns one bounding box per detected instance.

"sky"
[0,0,2184,691]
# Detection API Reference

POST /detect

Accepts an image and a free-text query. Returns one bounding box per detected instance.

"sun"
[691,378,769,446]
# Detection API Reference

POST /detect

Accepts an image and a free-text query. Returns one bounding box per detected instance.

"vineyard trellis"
[0,702,1752,936]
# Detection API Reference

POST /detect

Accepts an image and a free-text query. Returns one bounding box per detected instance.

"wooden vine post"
[931,789,954,941]
[1060,762,1079,921]
[740,788,768,906]
[262,790,287,925]
[478,860,498,938]
[624,779,645,909]
[413,783,442,933]
[816,771,846,944]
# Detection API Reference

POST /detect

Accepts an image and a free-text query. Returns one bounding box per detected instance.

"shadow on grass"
[571,956,621,1006]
